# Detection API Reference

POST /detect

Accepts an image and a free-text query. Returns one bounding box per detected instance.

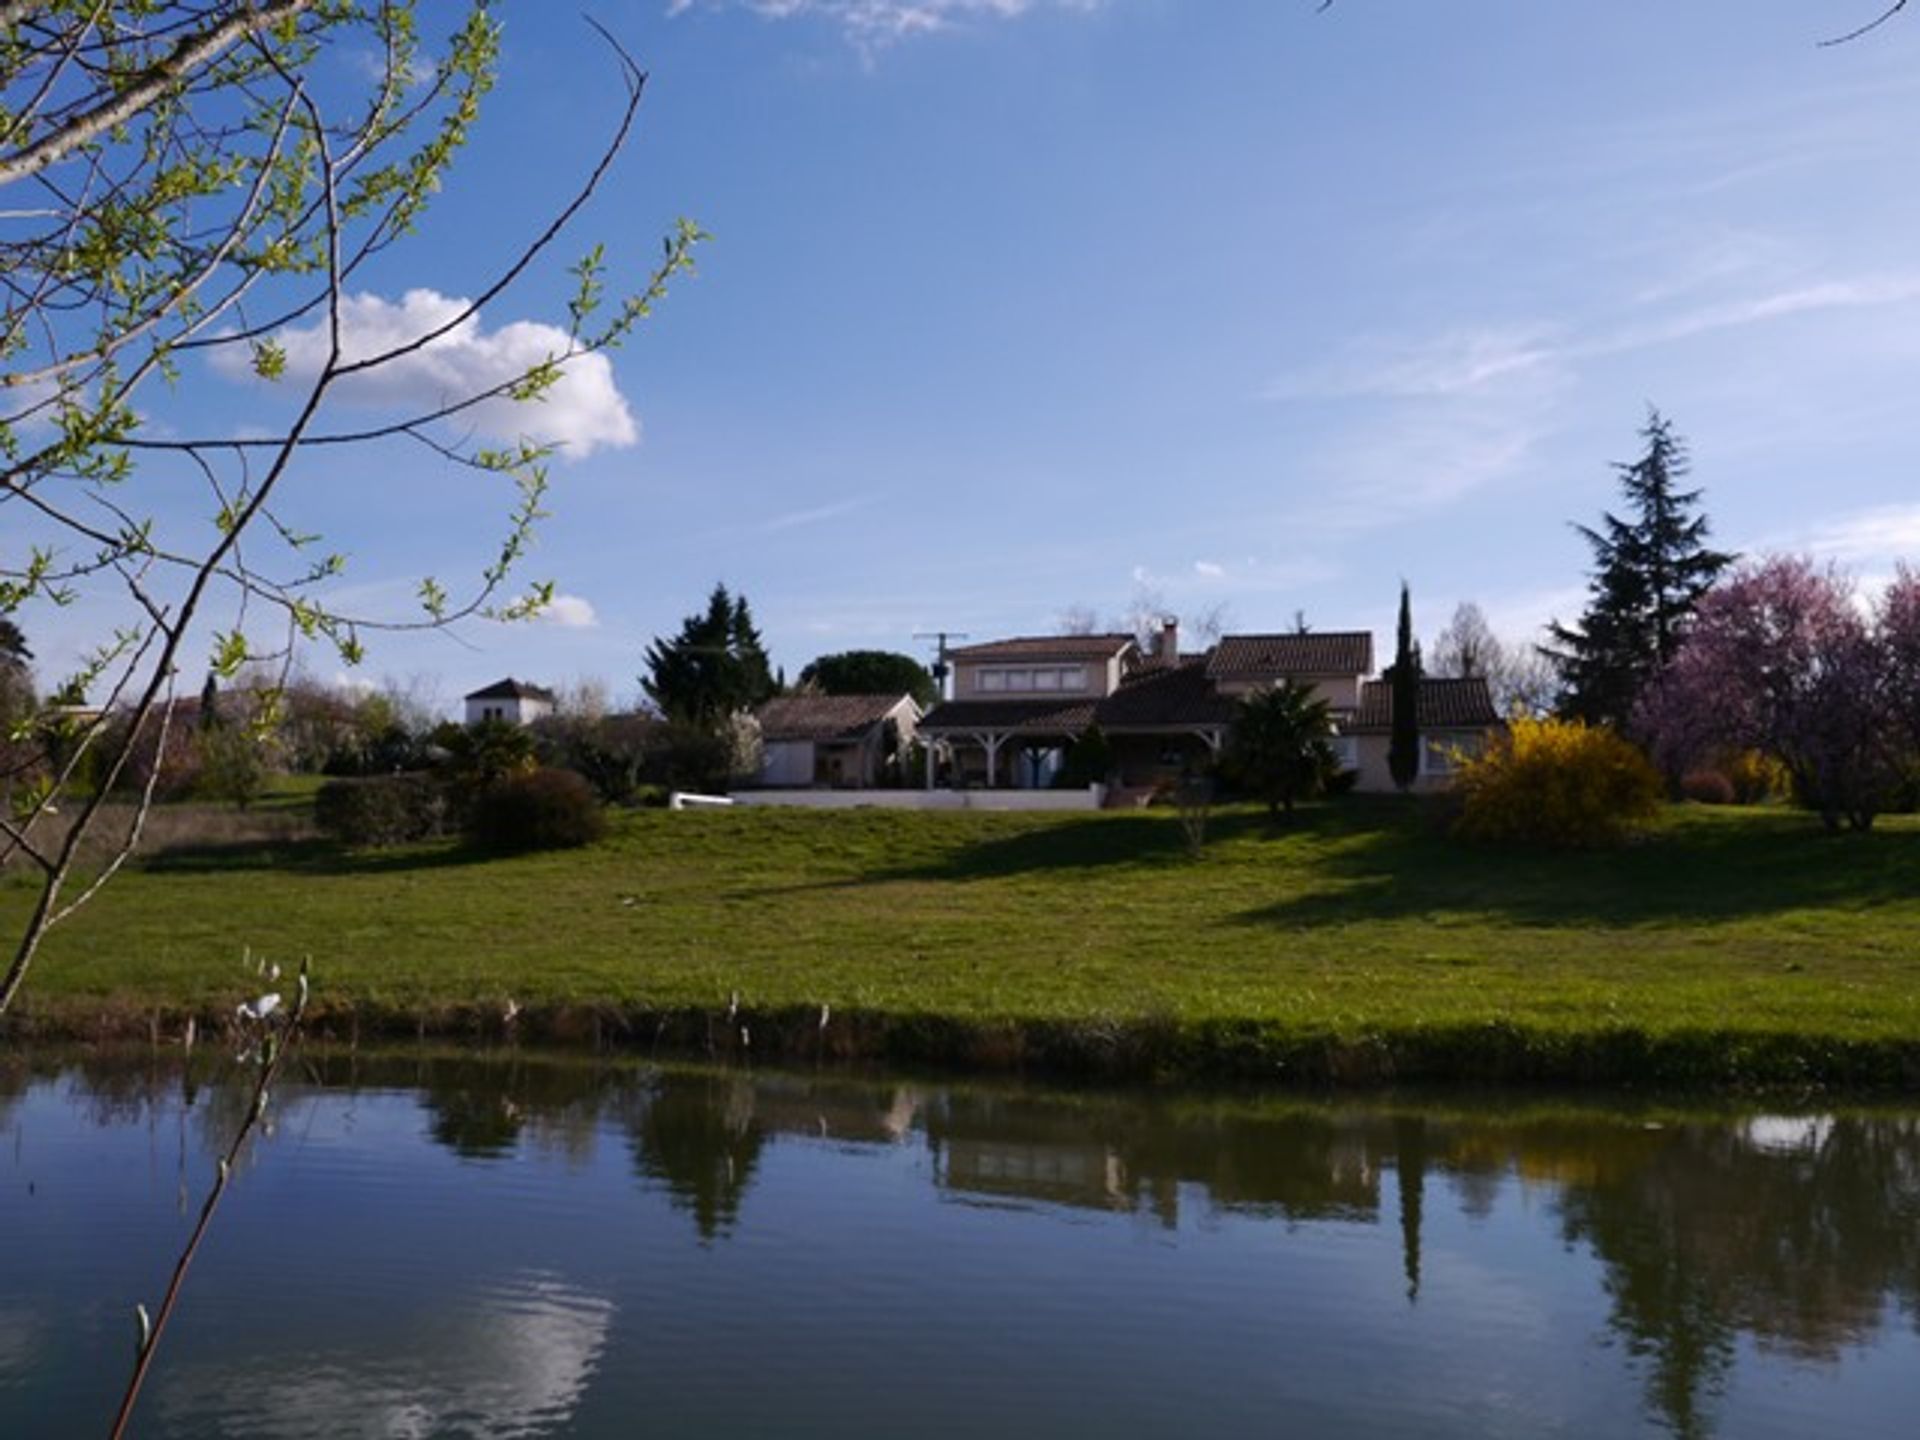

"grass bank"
[4,800,1918,1089]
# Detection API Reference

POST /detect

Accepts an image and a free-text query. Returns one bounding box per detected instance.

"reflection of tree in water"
[1549,1116,1920,1440]
[626,1071,765,1241]
[416,1057,631,1164]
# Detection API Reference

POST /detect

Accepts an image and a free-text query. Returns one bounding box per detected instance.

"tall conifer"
[1546,411,1733,727]
[1388,582,1421,792]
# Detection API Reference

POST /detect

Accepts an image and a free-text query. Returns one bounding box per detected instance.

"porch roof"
[918,697,1098,736]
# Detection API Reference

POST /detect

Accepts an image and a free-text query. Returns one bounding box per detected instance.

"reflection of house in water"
[921,1097,1394,1231]
[746,1075,922,1146]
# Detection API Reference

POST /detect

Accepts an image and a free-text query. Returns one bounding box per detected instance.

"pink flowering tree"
[1882,565,1920,758]
[1636,556,1901,831]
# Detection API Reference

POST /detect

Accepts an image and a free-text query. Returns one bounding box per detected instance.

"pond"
[2,1052,1917,1438]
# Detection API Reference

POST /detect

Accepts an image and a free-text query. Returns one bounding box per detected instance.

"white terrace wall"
[731,786,1106,812]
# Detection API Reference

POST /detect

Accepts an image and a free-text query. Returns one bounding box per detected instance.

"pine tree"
[1546,411,1733,728]
[1388,583,1422,792]
[642,585,779,728]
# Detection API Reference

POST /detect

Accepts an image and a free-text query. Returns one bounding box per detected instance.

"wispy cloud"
[668,0,1106,54]
[1775,502,1920,567]
[759,495,873,534]
[1268,272,1920,405]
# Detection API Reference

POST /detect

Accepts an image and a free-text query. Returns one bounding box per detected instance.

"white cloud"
[210,289,638,458]
[670,0,1105,53]
[539,593,600,629]
[1193,560,1225,580]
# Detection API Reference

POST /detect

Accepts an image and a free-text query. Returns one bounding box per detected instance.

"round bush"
[314,773,448,847]
[1455,718,1663,848]
[466,768,606,852]
[1680,769,1736,806]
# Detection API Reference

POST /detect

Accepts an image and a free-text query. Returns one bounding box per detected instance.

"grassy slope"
[6,800,1918,1082]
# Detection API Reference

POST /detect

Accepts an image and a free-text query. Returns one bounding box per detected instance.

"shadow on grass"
[742,804,1331,897]
[1233,806,1920,930]
[140,836,494,877]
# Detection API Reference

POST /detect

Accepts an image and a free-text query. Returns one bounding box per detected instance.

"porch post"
[983,733,1003,788]
[925,736,937,789]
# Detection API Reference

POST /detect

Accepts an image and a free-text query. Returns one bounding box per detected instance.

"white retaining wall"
[729,786,1106,812]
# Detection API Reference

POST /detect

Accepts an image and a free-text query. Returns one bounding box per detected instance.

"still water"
[2,1052,1917,1438]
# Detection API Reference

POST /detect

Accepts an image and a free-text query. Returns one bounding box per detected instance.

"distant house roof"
[919,697,1099,735]
[1094,660,1239,731]
[1206,632,1374,681]
[947,634,1135,663]
[756,693,916,743]
[465,678,556,703]
[1350,677,1501,733]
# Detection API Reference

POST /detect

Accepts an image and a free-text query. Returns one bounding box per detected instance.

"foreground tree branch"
[0,4,704,1016]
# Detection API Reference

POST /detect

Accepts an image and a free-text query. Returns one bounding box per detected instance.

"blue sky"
[29,1,1920,708]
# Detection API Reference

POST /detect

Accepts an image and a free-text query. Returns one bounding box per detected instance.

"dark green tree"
[1387,583,1422,792]
[1224,679,1336,820]
[641,584,778,728]
[198,673,222,732]
[0,618,31,722]
[798,650,937,706]
[1546,411,1734,728]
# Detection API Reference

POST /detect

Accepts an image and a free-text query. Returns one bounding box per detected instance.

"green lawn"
[6,799,1918,1084]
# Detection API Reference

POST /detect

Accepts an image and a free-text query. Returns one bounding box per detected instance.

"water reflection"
[156,1274,613,1439]
[6,1052,1919,1439]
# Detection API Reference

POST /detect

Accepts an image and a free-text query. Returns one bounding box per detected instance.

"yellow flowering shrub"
[1455,717,1663,848]
[1724,748,1790,805]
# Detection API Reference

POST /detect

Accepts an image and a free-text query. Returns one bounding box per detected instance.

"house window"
[978,669,1007,693]
[1422,735,1482,775]
[1326,735,1358,770]
[1032,668,1060,692]
[1058,666,1088,691]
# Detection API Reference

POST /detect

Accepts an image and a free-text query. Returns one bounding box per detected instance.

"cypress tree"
[1388,582,1421,792]
[1546,410,1733,727]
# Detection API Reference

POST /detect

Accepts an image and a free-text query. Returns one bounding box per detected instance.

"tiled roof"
[465,677,556,702]
[1094,660,1239,730]
[919,698,1100,735]
[947,633,1136,663]
[1350,677,1501,732]
[756,693,914,742]
[1207,632,1374,680]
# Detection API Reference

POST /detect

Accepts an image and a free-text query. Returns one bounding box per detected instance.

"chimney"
[1159,616,1179,667]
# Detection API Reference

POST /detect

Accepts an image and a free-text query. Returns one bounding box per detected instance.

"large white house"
[463,678,556,728]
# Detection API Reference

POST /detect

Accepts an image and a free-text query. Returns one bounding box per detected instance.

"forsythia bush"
[1724,749,1789,805]
[1455,717,1663,847]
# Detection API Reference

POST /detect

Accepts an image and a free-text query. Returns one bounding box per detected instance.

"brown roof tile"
[1350,677,1501,732]
[918,697,1100,735]
[465,677,556,702]
[1094,660,1239,730]
[1207,632,1374,680]
[756,693,915,742]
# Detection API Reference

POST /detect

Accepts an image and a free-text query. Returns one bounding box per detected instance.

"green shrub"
[1455,717,1663,848]
[314,773,448,847]
[466,768,605,852]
